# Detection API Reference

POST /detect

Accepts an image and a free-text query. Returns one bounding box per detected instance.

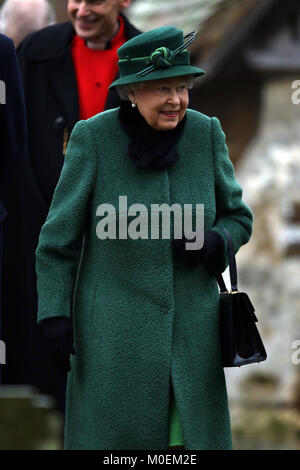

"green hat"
[109,26,205,89]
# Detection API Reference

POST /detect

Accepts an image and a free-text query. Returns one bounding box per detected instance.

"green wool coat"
[36,108,253,450]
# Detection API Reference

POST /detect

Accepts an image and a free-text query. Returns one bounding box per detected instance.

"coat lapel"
[31,17,141,124]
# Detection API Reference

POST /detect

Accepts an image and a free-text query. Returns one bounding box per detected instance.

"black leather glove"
[173,230,225,267]
[42,316,75,372]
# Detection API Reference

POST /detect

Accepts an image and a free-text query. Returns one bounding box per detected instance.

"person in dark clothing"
[0,33,27,383]
[1,0,141,413]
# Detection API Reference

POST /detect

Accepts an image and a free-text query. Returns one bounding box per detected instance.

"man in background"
[2,0,140,414]
[0,33,26,383]
[0,0,56,46]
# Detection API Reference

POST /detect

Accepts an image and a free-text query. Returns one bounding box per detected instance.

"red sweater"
[71,15,126,120]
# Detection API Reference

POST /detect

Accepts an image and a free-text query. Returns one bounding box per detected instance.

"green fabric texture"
[36,108,253,450]
[109,26,205,88]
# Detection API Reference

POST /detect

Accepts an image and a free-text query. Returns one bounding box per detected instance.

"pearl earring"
[131,102,136,108]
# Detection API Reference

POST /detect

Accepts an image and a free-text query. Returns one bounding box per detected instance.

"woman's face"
[128,76,190,131]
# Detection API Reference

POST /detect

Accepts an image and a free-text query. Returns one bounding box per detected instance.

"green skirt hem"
[168,383,184,447]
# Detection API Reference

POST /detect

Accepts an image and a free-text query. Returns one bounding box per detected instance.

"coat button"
[54,116,66,129]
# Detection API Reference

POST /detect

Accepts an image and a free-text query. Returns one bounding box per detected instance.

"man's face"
[68,0,130,41]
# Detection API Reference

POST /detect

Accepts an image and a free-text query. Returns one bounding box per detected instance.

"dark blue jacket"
[2,17,141,412]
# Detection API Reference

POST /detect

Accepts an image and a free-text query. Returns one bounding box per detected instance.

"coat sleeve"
[208,116,253,274]
[35,120,97,323]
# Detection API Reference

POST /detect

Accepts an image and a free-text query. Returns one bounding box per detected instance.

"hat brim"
[109,65,205,89]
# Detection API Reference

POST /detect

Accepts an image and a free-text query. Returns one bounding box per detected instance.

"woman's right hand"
[41,316,75,372]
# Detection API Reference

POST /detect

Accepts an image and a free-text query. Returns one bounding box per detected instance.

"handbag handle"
[215,228,238,293]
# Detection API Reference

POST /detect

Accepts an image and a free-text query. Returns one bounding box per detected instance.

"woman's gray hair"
[116,83,145,101]
[116,75,195,101]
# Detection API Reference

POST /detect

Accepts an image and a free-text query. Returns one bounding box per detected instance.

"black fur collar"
[118,101,186,171]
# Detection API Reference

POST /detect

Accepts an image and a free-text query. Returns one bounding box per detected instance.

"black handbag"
[216,228,267,367]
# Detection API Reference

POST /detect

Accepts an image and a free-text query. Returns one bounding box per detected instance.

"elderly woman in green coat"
[36,26,253,450]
